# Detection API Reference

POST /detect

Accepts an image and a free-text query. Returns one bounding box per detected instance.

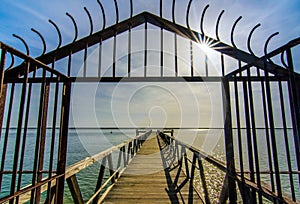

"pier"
[102,132,202,203]
[1,0,300,203]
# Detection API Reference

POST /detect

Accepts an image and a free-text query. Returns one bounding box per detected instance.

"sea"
[0,128,299,203]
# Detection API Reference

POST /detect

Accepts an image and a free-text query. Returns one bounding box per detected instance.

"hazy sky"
[1,0,299,128]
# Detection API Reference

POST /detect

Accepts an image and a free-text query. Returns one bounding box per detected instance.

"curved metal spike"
[172,0,176,23]
[130,0,133,18]
[66,12,78,42]
[49,19,62,49]
[200,4,210,35]
[12,34,30,55]
[84,7,94,35]
[230,16,242,48]
[281,50,288,68]
[215,10,224,41]
[114,0,119,24]
[97,0,106,30]
[247,23,261,56]
[264,32,279,63]
[186,0,193,30]
[7,53,15,69]
[31,28,46,55]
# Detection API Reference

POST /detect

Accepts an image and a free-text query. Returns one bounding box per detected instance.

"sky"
[1,0,300,129]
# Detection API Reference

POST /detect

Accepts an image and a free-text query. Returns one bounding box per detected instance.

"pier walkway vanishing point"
[102,132,203,204]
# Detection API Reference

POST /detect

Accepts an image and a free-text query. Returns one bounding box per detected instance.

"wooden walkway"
[102,133,203,203]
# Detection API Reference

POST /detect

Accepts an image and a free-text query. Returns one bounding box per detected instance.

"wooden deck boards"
[102,133,203,204]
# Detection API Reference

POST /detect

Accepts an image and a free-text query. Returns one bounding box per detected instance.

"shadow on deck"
[102,133,203,204]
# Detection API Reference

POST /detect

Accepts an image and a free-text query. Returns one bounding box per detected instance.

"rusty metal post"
[0,46,6,96]
[286,48,300,185]
[55,80,71,204]
[0,47,7,137]
[221,77,237,203]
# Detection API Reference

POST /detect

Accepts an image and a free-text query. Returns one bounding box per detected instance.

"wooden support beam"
[66,175,84,204]
[93,157,107,204]
[198,157,210,204]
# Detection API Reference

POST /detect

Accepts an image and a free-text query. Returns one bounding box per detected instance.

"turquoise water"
[0,128,299,202]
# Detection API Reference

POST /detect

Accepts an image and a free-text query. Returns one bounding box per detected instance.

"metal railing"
[158,130,299,203]
[1,129,151,203]
[0,42,71,204]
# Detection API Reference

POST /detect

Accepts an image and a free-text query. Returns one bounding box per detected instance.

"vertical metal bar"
[51,57,56,78]
[68,52,72,77]
[16,68,34,202]
[174,34,178,77]
[0,83,15,190]
[55,79,71,204]
[278,80,296,200]
[190,41,193,77]
[113,31,116,78]
[84,43,88,77]
[222,77,237,203]
[35,81,50,203]
[246,68,262,203]
[46,80,59,202]
[242,78,256,202]
[30,68,46,204]
[264,65,282,199]
[9,61,29,204]
[0,84,7,139]
[256,67,275,194]
[144,22,147,77]
[93,157,107,204]
[233,75,244,178]
[98,37,102,77]
[286,48,300,186]
[161,28,164,77]
[128,25,131,77]
[0,47,6,96]
[221,54,225,76]
[0,47,6,140]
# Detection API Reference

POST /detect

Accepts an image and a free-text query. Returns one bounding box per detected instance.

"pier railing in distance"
[158,130,298,203]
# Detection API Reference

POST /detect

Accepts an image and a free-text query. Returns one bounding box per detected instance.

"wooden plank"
[102,133,203,204]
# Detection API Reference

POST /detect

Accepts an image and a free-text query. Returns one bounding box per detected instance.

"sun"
[199,42,212,53]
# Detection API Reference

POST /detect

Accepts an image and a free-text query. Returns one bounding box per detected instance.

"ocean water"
[0,128,299,203]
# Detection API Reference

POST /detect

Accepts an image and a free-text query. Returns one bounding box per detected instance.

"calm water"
[0,128,299,202]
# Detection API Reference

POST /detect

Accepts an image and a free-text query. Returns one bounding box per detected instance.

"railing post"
[221,77,237,203]
[0,47,7,139]
[286,48,300,184]
[0,84,7,139]
[0,46,6,96]
[55,80,71,204]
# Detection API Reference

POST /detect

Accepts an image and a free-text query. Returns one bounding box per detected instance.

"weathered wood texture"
[102,134,203,204]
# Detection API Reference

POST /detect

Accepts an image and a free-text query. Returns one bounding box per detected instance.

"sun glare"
[199,42,212,53]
